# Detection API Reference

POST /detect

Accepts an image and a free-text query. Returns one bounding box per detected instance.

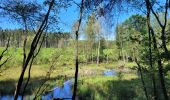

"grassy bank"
[77,74,143,100]
[0,63,127,95]
[0,47,138,96]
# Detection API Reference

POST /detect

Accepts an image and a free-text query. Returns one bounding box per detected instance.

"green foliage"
[0,47,74,67]
[115,14,147,61]
[117,71,123,80]
[103,48,119,61]
[34,48,58,65]
[0,48,23,67]
[78,75,145,100]
[58,48,74,66]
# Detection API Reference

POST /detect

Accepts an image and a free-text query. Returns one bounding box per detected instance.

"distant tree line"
[0,28,70,48]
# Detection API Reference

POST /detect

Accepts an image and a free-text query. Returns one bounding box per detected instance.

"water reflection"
[103,70,117,76]
[42,79,73,100]
[43,70,117,99]
[0,95,33,100]
[1,70,117,100]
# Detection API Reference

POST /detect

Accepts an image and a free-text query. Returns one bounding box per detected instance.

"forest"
[0,0,170,100]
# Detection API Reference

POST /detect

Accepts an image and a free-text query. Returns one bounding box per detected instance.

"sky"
[0,0,80,31]
[0,0,137,40]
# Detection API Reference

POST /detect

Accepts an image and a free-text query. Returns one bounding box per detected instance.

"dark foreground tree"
[0,36,10,68]
[13,0,55,99]
[72,0,84,100]
[145,0,169,99]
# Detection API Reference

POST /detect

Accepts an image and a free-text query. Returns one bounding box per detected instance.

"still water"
[1,70,117,100]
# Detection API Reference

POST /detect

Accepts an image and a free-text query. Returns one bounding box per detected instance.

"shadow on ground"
[0,75,66,95]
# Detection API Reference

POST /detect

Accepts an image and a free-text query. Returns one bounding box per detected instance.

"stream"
[0,70,117,100]
[42,69,117,100]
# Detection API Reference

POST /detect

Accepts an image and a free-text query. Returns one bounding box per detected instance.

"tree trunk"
[135,59,149,100]
[45,35,48,48]
[150,28,169,100]
[17,32,20,48]
[91,44,93,63]
[72,33,79,100]
[14,1,54,99]
[106,54,108,64]
[161,28,168,54]
[121,39,125,64]
[145,0,158,99]
[97,37,100,65]
[72,0,84,99]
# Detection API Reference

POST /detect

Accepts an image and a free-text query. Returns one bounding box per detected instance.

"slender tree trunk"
[120,37,125,64]
[45,35,48,48]
[21,33,46,99]
[135,58,149,100]
[161,0,169,55]
[150,28,169,100]
[121,44,125,64]
[73,33,79,100]
[72,0,84,99]
[157,60,168,100]
[91,43,93,63]
[161,28,169,55]
[13,1,54,99]
[92,51,94,64]
[150,1,169,99]
[145,0,158,99]
[149,0,169,57]
[17,32,20,48]
[106,54,108,64]
[0,37,10,68]
[97,37,100,65]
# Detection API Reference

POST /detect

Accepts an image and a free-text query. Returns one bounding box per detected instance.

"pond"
[103,70,117,76]
[42,79,73,100]
[0,70,117,100]
[43,70,117,100]
[0,95,34,100]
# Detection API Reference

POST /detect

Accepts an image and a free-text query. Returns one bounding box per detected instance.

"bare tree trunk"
[72,0,84,100]
[21,33,46,99]
[17,32,20,48]
[150,28,169,100]
[92,51,94,64]
[14,1,54,99]
[149,0,169,57]
[91,42,93,63]
[145,0,158,99]
[121,41,125,64]
[135,58,149,100]
[106,54,108,64]
[0,36,10,68]
[150,1,169,99]
[45,34,48,48]
[97,37,100,65]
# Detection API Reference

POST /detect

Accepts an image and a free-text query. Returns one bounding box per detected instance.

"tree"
[145,0,169,99]
[0,35,10,68]
[84,13,96,63]
[13,0,55,99]
[72,0,84,100]
[115,13,160,99]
